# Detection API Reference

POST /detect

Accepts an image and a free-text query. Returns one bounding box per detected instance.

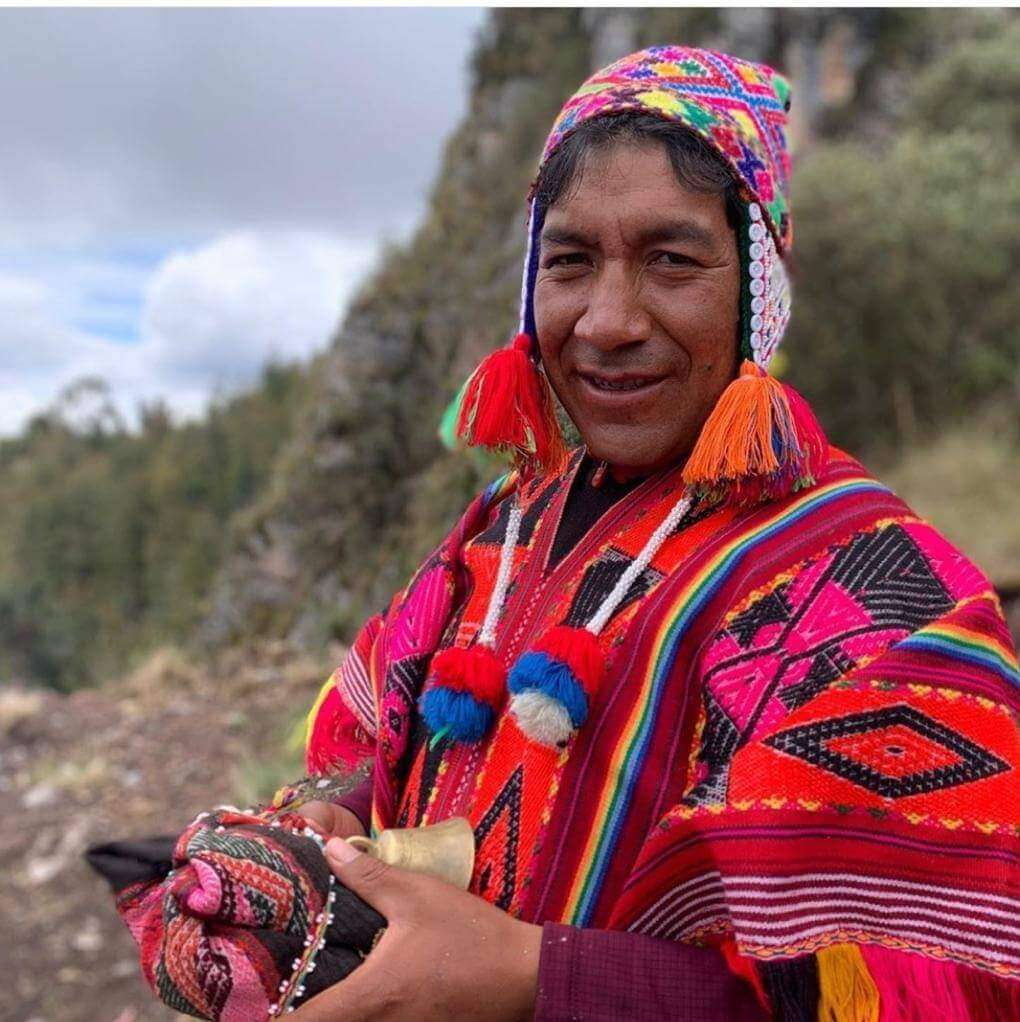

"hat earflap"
[439,200,566,478]
[683,200,826,506]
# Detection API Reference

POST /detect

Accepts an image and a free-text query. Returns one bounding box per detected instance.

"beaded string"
[271,824,338,1015]
[478,500,523,648]
[506,484,696,748]
[586,490,693,635]
[488,486,693,643]
[424,498,524,749]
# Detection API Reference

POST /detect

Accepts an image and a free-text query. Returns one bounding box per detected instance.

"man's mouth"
[578,372,665,393]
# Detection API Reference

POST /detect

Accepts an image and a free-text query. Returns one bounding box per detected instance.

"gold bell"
[347,817,475,890]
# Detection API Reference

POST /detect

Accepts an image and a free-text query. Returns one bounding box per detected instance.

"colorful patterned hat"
[542,45,793,250]
[523,45,795,374]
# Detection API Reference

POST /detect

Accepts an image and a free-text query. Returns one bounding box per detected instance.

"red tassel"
[720,940,771,1015]
[532,625,605,700]
[958,962,1020,1020]
[456,333,567,476]
[428,644,506,707]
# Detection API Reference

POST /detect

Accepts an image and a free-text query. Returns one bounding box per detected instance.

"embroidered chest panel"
[394,459,727,919]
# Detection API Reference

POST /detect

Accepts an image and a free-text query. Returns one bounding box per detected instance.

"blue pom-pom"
[507,651,589,727]
[419,686,494,743]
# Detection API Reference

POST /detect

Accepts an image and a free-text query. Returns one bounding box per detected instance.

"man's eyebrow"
[540,226,595,248]
[540,218,718,249]
[634,218,717,247]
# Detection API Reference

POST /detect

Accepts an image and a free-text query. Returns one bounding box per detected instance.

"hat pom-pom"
[508,625,605,748]
[682,360,827,505]
[446,333,567,477]
[420,644,506,744]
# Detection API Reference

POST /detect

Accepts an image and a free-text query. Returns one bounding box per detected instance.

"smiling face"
[533,143,741,477]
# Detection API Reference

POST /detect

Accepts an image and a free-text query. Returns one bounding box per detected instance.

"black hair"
[531,111,742,230]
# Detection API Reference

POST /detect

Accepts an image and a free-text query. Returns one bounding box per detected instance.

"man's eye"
[651,251,694,266]
[545,253,587,267]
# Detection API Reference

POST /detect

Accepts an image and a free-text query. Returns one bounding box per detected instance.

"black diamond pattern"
[728,583,793,648]
[830,525,954,632]
[764,704,1010,798]
[779,646,857,711]
[564,548,662,628]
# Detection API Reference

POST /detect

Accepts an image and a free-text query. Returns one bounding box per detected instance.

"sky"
[0,7,486,434]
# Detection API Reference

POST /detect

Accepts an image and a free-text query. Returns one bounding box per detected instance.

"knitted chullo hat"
[427,46,828,748]
[443,44,826,500]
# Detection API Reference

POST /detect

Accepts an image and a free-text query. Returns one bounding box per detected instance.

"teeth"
[587,376,655,391]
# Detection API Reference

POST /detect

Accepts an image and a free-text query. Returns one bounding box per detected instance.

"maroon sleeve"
[334,773,374,833]
[534,922,768,1021]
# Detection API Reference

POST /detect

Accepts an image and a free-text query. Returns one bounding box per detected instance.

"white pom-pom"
[509,690,574,748]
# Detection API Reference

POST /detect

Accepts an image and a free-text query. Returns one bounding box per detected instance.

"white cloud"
[143,231,376,385]
[0,231,378,433]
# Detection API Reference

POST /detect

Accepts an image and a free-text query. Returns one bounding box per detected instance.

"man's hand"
[298,801,368,840]
[290,837,542,1022]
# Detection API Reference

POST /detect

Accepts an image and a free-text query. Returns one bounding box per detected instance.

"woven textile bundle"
[91,807,385,1020]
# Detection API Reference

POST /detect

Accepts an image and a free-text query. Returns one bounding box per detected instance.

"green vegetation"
[789,20,1020,456]
[1,10,1017,690]
[0,366,308,689]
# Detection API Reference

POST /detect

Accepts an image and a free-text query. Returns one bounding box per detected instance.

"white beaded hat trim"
[746,201,791,369]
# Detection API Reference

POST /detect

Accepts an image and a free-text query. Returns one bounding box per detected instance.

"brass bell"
[347,817,475,890]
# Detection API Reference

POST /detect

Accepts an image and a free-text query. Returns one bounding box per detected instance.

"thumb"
[324,837,407,917]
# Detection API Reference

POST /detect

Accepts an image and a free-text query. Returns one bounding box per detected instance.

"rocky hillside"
[204,7,1018,654]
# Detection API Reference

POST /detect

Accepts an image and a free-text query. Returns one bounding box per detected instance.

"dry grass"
[882,412,1020,589]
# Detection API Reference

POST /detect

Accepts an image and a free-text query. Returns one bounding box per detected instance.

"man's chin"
[578,424,690,478]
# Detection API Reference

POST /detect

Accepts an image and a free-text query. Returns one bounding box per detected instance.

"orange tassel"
[456,334,567,476]
[683,360,826,504]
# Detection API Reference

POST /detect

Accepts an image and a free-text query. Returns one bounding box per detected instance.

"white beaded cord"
[274,826,337,1015]
[744,200,791,370]
[585,492,693,636]
[478,500,523,648]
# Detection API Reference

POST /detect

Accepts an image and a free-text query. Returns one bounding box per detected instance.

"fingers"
[298,802,366,840]
[297,800,337,835]
[332,806,368,840]
[324,838,407,917]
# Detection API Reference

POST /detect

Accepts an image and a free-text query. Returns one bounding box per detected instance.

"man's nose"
[573,263,651,351]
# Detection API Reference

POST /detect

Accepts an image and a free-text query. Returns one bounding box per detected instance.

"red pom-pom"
[456,333,567,476]
[532,625,605,699]
[428,644,506,708]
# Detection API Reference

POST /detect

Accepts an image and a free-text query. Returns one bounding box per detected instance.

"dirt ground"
[0,643,346,1022]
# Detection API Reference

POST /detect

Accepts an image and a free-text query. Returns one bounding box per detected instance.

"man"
[290,46,1020,1020]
